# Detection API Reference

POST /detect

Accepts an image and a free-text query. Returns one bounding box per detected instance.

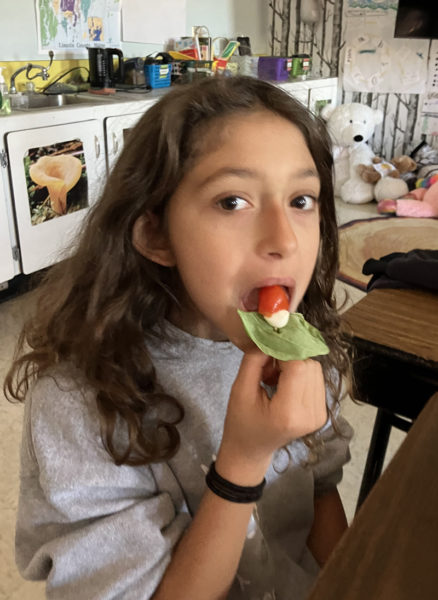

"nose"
[354,134,363,142]
[256,204,297,259]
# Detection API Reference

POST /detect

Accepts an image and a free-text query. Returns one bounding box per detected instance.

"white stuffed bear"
[321,102,384,204]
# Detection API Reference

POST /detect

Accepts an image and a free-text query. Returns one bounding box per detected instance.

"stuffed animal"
[357,155,417,202]
[377,180,438,218]
[415,172,438,189]
[321,102,383,204]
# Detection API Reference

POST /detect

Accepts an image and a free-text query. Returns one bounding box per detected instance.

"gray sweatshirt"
[16,321,353,599]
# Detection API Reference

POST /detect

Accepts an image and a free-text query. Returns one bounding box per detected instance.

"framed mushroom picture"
[6,120,106,274]
[25,140,88,226]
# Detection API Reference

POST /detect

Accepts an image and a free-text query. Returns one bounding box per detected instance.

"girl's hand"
[216,352,327,486]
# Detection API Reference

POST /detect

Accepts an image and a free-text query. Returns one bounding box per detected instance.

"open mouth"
[242,284,292,312]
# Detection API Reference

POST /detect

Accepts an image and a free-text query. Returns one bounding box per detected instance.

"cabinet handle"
[94,135,100,158]
[112,132,119,155]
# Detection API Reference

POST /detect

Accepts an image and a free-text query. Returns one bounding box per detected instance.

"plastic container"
[290,54,311,80]
[0,67,11,115]
[173,60,213,84]
[257,57,292,82]
[144,63,171,89]
[230,55,259,77]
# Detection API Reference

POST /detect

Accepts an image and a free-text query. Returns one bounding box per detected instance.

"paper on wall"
[122,0,187,45]
[422,114,438,137]
[35,0,121,56]
[422,43,438,115]
[343,8,428,94]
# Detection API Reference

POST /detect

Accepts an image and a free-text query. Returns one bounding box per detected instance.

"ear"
[132,212,176,267]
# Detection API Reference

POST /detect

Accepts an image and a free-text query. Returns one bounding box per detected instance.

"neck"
[168,305,228,342]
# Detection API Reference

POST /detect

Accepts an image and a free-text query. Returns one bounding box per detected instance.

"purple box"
[257,57,291,82]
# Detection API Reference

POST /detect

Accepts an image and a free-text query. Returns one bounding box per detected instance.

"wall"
[269,0,437,158]
[0,0,269,60]
[0,0,268,94]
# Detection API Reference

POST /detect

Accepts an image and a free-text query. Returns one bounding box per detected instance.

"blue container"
[144,63,171,88]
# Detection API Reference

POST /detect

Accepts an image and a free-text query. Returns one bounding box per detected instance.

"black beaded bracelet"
[205,461,266,503]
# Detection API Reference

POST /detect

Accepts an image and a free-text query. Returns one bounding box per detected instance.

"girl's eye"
[291,195,316,210]
[217,196,248,211]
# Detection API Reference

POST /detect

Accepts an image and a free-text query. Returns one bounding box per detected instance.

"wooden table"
[307,392,438,600]
[341,288,438,509]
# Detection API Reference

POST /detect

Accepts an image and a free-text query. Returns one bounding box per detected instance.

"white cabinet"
[279,78,338,115]
[308,83,338,116]
[6,119,105,274]
[0,170,16,283]
[104,112,144,172]
[282,86,309,106]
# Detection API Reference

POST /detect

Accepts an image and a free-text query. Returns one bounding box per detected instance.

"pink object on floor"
[377,198,397,214]
[377,181,438,218]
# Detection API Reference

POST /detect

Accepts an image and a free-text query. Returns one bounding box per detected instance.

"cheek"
[302,223,320,267]
[293,229,320,306]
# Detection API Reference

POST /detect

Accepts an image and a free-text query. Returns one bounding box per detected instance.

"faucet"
[9,51,54,94]
[9,65,29,94]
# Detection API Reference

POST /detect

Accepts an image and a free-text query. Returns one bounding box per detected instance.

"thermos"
[87,47,124,88]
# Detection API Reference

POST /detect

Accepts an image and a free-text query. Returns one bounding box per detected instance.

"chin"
[228,331,258,354]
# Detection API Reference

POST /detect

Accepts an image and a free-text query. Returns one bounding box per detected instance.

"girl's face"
[164,110,321,351]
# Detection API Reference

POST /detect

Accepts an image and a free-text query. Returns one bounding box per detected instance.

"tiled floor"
[0,198,406,599]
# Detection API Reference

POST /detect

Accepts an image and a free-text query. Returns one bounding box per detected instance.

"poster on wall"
[343,0,428,94]
[24,140,88,226]
[422,43,438,115]
[35,0,121,57]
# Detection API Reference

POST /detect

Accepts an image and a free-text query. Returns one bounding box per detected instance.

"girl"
[6,76,353,600]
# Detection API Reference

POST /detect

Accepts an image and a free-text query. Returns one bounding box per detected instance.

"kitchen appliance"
[87,47,124,88]
[123,57,146,86]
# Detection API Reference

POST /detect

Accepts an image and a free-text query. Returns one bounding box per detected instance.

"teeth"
[264,310,290,329]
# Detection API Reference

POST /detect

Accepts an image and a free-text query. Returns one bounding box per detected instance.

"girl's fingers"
[261,357,280,387]
[275,359,327,429]
[275,359,311,397]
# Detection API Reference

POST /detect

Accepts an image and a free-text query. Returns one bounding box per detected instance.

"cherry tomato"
[258,285,289,317]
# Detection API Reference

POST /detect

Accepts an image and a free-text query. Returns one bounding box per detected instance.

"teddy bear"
[377,179,438,218]
[321,102,383,204]
[357,155,417,202]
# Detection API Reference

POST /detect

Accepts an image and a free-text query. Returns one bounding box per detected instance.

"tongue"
[243,288,260,312]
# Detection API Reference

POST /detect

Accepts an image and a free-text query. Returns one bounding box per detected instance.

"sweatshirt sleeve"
[311,390,354,496]
[16,374,191,600]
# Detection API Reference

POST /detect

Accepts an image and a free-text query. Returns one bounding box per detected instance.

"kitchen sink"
[10,93,116,110]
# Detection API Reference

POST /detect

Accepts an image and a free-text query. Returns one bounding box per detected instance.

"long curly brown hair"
[4,76,350,466]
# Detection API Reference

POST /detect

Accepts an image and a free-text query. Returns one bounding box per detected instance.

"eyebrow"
[197,168,257,189]
[197,166,320,189]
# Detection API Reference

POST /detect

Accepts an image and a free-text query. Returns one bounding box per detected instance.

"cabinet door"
[7,120,105,274]
[278,82,309,107]
[0,174,15,283]
[105,112,144,173]
[308,84,338,116]
[288,88,310,107]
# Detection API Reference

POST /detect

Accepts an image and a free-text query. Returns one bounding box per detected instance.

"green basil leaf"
[237,310,329,361]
